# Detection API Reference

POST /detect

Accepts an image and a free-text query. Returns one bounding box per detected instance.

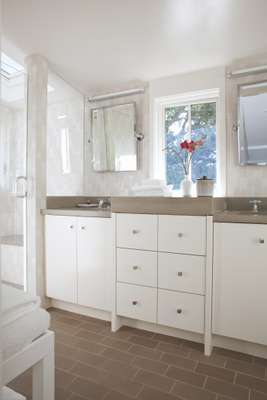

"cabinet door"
[45,215,77,303]
[213,223,267,345]
[117,248,157,287]
[116,213,157,251]
[158,289,204,333]
[158,215,206,255]
[158,252,205,295]
[117,282,157,323]
[77,217,113,311]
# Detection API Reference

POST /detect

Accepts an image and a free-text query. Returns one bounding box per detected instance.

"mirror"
[91,102,137,171]
[238,81,267,165]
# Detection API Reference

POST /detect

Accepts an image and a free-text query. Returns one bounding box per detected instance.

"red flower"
[180,140,189,150]
[180,139,204,153]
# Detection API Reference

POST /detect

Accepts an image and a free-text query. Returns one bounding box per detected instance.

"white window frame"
[152,88,225,196]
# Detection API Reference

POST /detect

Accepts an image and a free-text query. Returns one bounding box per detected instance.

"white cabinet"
[115,213,207,337]
[117,213,157,251]
[158,215,206,255]
[117,282,157,323]
[158,289,204,333]
[213,223,267,345]
[45,216,77,303]
[77,218,113,311]
[117,248,157,287]
[45,215,113,311]
[158,252,205,295]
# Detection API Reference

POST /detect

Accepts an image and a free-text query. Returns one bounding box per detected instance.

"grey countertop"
[41,208,112,218]
[214,210,267,224]
[111,196,226,216]
[43,196,267,223]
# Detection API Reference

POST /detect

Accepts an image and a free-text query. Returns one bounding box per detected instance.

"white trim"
[50,299,112,322]
[204,216,213,356]
[3,330,55,400]
[152,88,226,196]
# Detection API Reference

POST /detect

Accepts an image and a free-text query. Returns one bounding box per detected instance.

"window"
[154,89,221,193]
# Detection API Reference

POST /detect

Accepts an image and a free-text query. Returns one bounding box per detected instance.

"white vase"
[181,175,193,197]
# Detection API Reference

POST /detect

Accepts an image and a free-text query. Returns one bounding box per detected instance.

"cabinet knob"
[81,226,86,230]
[177,271,183,277]
[132,265,139,270]
[177,308,182,314]
[177,233,183,238]
[132,301,138,306]
[132,229,139,234]
[259,238,265,244]
[69,225,74,229]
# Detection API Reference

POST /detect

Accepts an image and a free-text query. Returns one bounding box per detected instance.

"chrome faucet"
[249,199,262,213]
[98,199,111,208]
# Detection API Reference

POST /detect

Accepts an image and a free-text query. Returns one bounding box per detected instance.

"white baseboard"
[48,298,267,359]
[213,334,267,359]
[50,299,112,322]
[119,316,204,344]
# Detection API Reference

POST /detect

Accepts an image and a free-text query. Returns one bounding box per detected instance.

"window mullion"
[188,104,192,179]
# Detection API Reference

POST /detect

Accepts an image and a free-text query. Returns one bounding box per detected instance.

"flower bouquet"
[165,138,204,196]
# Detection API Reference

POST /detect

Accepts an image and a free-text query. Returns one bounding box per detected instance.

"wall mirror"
[91,102,138,172]
[237,81,267,165]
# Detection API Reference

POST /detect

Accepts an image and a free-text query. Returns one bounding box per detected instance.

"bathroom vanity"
[43,196,267,358]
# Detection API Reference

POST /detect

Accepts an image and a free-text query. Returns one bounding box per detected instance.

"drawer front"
[158,289,204,333]
[116,213,157,251]
[117,248,157,287]
[158,215,206,255]
[117,283,157,323]
[158,252,205,295]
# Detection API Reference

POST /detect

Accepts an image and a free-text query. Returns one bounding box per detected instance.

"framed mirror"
[91,102,138,172]
[237,81,267,165]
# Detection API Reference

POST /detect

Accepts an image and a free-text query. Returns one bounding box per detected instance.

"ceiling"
[2,0,267,94]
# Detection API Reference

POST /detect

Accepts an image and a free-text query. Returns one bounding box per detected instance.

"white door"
[77,217,113,311]
[213,223,267,345]
[0,55,27,291]
[45,215,77,303]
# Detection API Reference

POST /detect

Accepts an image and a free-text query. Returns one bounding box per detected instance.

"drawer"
[117,282,157,323]
[116,213,157,251]
[117,248,157,287]
[158,252,205,295]
[158,289,204,333]
[158,215,206,255]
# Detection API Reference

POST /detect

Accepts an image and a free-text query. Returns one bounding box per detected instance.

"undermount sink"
[76,201,110,209]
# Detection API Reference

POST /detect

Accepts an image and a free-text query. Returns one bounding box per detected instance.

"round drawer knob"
[132,265,138,270]
[132,229,139,234]
[132,301,138,306]
[259,238,265,244]
[69,225,74,229]
[177,308,182,314]
[81,226,86,230]
[177,233,183,238]
[177,271,183,277]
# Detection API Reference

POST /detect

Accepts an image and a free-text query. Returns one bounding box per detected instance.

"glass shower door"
[0,52,27,291]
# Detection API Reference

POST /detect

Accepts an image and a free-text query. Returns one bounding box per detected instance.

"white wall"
[57,60,267,197]
[47,71,84,195]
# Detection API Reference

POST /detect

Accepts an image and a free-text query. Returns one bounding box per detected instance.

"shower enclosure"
[0,52,27,291]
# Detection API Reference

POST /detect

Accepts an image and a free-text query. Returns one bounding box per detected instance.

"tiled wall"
[47,72,84,195]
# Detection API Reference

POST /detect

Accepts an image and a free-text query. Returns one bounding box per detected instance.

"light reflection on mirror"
[238,81,267,165]
[91,102,137,172]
